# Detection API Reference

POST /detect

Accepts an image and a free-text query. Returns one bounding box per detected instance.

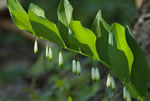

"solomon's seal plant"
[7,0,150,100]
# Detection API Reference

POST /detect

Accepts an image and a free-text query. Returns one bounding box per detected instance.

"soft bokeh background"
[0,0,137,101]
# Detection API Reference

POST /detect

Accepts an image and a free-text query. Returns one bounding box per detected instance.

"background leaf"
[125,26,150,97]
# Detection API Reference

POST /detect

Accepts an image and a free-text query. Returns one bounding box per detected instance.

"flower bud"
[123,87,127,100]
[77,61,81,75]
[91,67,96,81]
[34,38,38,54]
[48,47,53,61]
[106,74,111,88]
[126,90,131,101]
[72,60,77,74]
[95,68,100,81]
[110,77,116,90]
[59,51,63,67]
[46,44,49,58]
[67,96,72,101]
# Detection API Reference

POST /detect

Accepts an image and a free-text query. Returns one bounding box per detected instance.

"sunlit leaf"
[7,0,33,33]
[70,21,99,60]
[110,23,134,74]
[28,3,66,47]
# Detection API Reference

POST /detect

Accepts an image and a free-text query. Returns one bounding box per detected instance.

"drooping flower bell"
[126,90,131,101]
[95,68,100,81]
[106,74,111,88]
[46,44,49,58]
[123,87,127,100]
[72,60,77,74]
[34,38,38,54]
[110,76,116,90]
[59,51,63,67]
[106,74,116,90]
[76,61,81,75]
[123,87,131,101]
[91,67,96,81]
[48,47,53,61]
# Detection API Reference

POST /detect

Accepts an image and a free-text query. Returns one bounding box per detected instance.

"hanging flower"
[72,59,77,74]
[59,51,63,67]
[34,38,38,54]
[126,90,131,101]
[46,44,49,58]
[110,76,116,90]
[91,67,96,81]
[77,61,81,75]
[95,68,100,81]
[123,87,127,100]
[106,74,111,88]
[48,47,53,61]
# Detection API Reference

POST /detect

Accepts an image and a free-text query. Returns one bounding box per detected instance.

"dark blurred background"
[0,0,146,101]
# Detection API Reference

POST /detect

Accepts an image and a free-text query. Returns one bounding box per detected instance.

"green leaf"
[7,0,26,13]
[57,0,73,26]
[28,3,66,48]
[108,32,129,81]
[125,26,150,97]
[70,21,99,60]
[67,96,72,101]
[29,3,45,18]
[11,11,33,33]
[92,10,110,38]
[92,10,111,68]
[110,23,134,74]
[7,0,33,33]
[57,0,79,50]
[58,22,79,50]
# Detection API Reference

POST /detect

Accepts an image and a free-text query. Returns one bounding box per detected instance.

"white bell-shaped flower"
[106,74,111,88]
[48,47,53,61]
[59,51,63,67]
[110,77,116,90]
[123,87,127,100]
[77,61,81,75]
[95,68,100,81]
[34,38,38,54]
[91,67,96,81]
[46,44,49,58]
[126,90,131,101]
[72,60,77,74]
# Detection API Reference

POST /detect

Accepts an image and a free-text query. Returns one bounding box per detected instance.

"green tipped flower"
[123,87,127,100]
[67,96,72,101]
[48,47,53,61]
[59,51,63,67]
[91,67,96,81]
[34,38,38,54]
[126,91,131,101]
[72,60,77,74]
[106,74,111,88]
[77,61,81,75]
[110,77,116,90]
[95,68,100,81]
[46,44,49,58]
